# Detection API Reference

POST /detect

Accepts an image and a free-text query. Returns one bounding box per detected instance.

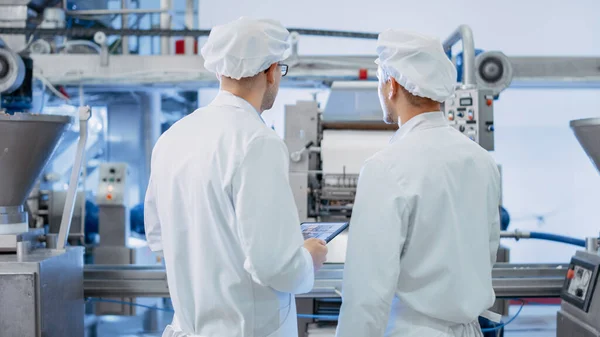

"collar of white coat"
[210,90,265,124]
[390,111,448,144]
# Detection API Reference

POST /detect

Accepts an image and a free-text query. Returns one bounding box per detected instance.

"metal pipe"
[57,106,91,249]
[121,0,129,55]
[66,8,169,16]
[442,25,476,86]
[159,0,172,54]
[185,0,194,55]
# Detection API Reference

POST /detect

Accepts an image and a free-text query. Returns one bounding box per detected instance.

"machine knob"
[576,288,584,297]
[459,125,466,132]
[457,112,464,118]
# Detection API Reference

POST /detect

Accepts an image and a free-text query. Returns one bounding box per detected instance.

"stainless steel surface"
[586,237,599,253]
[84,265,169,298]
[0,228,45,252]
[443,25,476,86]
[93,245,159,316]
[443,88,495,151]
[571,118,600,174]
[47,190,84,237]
[0,205,26,226]
[0,273,37,337]
[99,207,129,246]
[557,310,599,337]
[0,113,70,213]
[83,263,567,299]
[558,251,600,336]
[283,101,320,221]
[0,247,84,337]
[57,106,90,249]
[26,53,600,89]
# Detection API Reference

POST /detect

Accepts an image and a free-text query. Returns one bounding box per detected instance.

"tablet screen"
[301,222,349,243]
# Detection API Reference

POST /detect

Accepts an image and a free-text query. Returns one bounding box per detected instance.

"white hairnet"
[201,17,291,80]
[375,29,457,102]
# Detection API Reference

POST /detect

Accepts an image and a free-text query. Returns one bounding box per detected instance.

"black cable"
[0,27,378,40]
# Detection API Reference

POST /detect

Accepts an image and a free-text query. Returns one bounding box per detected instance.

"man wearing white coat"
[336,30,501,337]
[144,17,327,337]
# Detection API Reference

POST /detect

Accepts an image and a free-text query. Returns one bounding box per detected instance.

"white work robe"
[144,90,314,337]
[336,111,501,337]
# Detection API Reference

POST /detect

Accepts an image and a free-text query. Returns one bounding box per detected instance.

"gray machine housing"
[443,88,495,151]
[0,247,84,337]
[557,250,600,337]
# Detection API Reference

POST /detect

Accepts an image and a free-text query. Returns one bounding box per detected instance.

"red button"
[487,99,493,106]
[106,194,113,200]
[358,69,368,80]
[567,269,575,280]
[448,114,454,121]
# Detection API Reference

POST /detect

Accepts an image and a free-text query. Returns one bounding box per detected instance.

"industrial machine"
[0,107,90,337]
[556,118,600,337]
[0,1,599,334]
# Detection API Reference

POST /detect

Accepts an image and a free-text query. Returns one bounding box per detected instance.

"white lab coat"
[144,91,314,337]
[336,112,501,337]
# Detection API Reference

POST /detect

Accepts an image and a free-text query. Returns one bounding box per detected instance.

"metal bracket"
[56,105,91,249]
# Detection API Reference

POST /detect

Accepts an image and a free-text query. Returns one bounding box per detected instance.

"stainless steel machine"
[556,118,600,337]
[0,108,90,337]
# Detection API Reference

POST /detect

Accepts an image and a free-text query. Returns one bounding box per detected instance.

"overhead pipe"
[442,25,476,86]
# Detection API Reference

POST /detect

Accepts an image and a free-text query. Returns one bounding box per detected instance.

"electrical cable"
[33,73,71,102]
[480,300,525,333]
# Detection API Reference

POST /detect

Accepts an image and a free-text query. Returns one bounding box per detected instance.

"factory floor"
[89,305,558,337]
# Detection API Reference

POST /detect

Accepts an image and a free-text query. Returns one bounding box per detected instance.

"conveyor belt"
[84,263,568,299]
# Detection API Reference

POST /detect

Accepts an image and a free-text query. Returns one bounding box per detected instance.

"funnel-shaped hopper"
[0,113,71,227]
[571,118,600,174]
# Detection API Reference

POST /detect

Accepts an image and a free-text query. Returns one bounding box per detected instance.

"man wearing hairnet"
[336,30,501,337]
[144,17,327,337]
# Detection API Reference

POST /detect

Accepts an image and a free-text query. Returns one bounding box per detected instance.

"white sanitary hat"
[375,29,457,102]
[201,17,291,80]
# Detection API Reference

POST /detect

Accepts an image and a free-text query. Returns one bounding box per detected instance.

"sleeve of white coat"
[144,175,163,254]
[489,168,502,265]
[232,135,314,294]
[336,158,407,337]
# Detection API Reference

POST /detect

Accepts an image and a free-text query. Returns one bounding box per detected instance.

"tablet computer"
[301,222,349,243]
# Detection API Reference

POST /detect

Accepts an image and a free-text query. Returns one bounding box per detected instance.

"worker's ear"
[388,78,398,100]
[265,63,278,84]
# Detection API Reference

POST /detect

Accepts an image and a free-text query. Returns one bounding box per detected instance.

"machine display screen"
[460,98,473,106]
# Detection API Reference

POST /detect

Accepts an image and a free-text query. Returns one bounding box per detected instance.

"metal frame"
[83,263,568,299]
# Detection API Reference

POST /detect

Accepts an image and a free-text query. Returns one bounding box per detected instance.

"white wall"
[189,0,600,263]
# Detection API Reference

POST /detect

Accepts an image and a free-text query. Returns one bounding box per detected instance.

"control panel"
[561,255,600,312]
[96,163,128,206]
[443,88,495,151]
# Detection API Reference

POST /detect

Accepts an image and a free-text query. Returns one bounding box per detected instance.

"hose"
[528,231,586,247]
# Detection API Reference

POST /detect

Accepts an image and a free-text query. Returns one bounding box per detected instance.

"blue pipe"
[529,232,586,247]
